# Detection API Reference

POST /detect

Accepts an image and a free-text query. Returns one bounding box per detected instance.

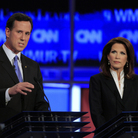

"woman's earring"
[126,62,128,67]
[108,60,110,65]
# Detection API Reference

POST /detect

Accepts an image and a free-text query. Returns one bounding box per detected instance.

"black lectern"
[93,111,138,138]
[0,111,91,138]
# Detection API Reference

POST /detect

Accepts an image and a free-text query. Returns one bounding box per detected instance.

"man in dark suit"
[0,13,50,122]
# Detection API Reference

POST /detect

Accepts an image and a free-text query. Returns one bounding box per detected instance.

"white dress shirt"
[2,44,23,103]
[110,69,124,99]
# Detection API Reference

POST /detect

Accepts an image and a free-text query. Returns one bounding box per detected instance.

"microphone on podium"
[13,65,15,69]
[34,77,51,111]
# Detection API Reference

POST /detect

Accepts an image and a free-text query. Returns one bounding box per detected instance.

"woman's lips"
[114,61,120,63]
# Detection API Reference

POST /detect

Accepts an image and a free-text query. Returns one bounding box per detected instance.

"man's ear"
[5,28,10,38]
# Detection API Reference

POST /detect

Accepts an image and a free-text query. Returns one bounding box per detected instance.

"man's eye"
[26,32,30,35]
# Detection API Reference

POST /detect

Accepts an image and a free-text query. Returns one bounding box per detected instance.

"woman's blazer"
[89,73,138,128]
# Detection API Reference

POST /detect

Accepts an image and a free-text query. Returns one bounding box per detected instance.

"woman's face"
[107,43,128,72]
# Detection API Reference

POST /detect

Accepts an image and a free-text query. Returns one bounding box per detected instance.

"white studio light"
[71,85,81,132]
[71,85,81,112]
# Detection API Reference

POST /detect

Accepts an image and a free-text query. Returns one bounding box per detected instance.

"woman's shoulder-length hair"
[99,37,135,79]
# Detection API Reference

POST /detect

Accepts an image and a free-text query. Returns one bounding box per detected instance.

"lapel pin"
[25,66,27,68]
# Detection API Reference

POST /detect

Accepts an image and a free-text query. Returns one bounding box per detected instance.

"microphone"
[34,77,51,111]
[13,65,15,69]
[115,91,118,116]
[124,84,127,89]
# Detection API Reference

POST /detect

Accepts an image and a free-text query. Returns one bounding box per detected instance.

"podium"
[0,111,92,138]
[93,111,138,138]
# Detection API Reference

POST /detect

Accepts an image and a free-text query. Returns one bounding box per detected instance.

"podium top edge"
[21,111,88,113]
[20,111,88,115]
[93,111,138,133]
[3,111,88,123]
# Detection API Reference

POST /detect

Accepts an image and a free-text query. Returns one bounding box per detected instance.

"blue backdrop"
[0,9,138,111]
[0,9,138,67]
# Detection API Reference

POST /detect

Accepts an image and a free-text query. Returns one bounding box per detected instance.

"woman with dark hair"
[89,37,138,129]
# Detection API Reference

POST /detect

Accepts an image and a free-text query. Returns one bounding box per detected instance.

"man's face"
[5,20,31,54]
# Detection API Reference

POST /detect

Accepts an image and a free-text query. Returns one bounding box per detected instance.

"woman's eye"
[121,52,126,55]
[111,51,116,53]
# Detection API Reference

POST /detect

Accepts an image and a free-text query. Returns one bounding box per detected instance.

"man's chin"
[14,49,24,54]
[18,47,26,52]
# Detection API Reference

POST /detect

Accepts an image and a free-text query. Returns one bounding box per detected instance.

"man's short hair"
[6,12,33,32]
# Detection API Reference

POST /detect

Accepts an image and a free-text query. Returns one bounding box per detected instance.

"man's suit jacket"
[89,73,138,129]
[0,46,49,122]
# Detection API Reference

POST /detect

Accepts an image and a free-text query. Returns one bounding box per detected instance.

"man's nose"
[20,33,25,40]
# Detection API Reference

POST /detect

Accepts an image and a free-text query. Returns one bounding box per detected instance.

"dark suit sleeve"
[89,75,106,128]
[0,89,7,108]
[34,64,50,111]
